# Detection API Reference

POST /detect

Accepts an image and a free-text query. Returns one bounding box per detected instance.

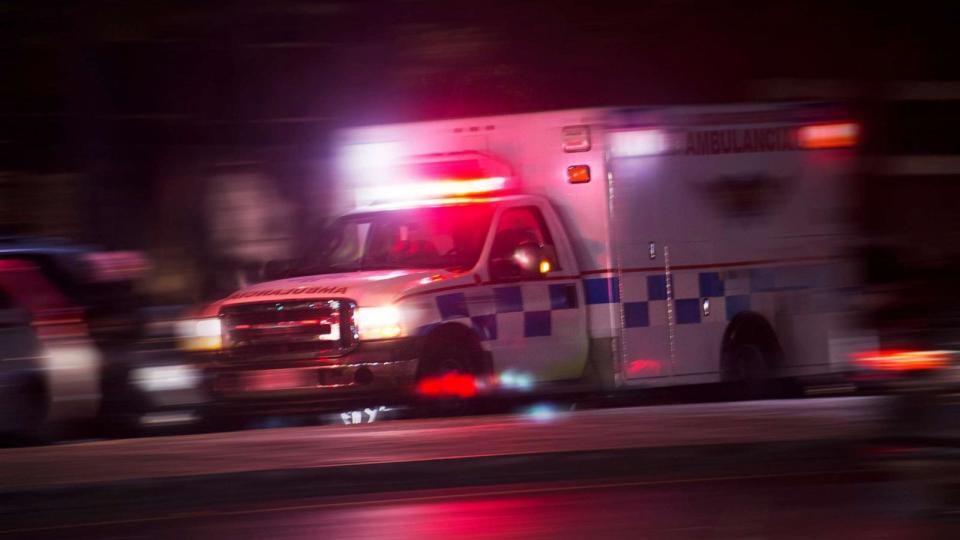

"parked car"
[0,238,207,441]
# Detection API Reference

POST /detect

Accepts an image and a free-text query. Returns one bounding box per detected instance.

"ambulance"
[179,103,872,412]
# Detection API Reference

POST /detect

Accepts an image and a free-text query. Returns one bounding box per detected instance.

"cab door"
[480,204,588,382]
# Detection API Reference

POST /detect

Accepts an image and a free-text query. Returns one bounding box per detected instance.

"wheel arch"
[720,311,783,378]
[417,322,491,377]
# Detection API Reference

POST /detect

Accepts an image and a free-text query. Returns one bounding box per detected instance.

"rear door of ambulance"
[604,115,673,382]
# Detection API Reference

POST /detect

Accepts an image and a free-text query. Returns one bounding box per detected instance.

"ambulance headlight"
[355,306,403,340]
[132,364,200,392]
[175,317,222,351]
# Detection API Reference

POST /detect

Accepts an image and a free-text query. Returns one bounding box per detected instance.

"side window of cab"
[488,206,559,282]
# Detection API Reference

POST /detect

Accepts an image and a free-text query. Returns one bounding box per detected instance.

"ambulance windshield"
[298,204,494,274]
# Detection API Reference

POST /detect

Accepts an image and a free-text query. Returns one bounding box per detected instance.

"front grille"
[219,299,358,363]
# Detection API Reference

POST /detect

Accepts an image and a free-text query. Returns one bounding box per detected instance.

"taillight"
[850,349,954,372]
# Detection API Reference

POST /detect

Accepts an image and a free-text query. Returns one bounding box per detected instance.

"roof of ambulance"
[345,194,539,215]
[335,101,843,135]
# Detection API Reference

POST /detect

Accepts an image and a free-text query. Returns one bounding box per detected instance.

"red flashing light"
[798,122,859,149]
[851,349,953,372]
[416,373,478,398]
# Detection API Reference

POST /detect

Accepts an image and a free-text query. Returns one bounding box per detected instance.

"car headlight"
[132,364,200,392]
[176,317,222,351]
[355,306,402,340]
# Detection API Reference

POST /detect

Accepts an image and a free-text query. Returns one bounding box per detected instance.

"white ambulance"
[180,103,870,411]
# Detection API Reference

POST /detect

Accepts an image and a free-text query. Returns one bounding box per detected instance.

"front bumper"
[204,337,421,414]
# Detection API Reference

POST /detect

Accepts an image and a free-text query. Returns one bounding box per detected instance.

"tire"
[723,314,782,401]
[414,327,482,416]
[418,347,472,378]
[417,327,482,379]
[730,342,774,400]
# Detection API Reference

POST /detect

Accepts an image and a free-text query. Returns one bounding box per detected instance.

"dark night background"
[2,0,959,302]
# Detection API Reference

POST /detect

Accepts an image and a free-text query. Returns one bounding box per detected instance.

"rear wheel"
[723,314,783,400]
[731,343,774,399]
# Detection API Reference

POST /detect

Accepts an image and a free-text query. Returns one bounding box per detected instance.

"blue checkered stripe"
[428,282,580,340]
[582,265,825,326]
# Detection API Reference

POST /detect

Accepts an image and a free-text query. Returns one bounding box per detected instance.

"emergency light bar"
[358,176,508,203]
[349,150,515,205]
[608,129,667,157]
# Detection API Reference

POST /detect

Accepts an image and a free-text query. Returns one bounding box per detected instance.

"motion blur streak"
[850,349,955,371]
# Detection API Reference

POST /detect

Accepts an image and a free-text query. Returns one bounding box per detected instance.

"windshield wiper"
[358,262,411,271]
[291,262,360,276]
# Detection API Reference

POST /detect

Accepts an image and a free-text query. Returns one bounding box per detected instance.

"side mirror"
[490,243,549,281]
[512,244,543,277]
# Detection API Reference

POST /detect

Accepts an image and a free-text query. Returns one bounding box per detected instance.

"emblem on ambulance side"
[697,173,790,220]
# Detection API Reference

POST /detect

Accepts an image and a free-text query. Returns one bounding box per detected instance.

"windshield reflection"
[296,204,494,275]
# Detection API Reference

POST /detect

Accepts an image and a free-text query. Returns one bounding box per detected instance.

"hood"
[220,268,473,308]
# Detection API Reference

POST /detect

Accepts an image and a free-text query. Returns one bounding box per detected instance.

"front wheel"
[414,330,483,416]
[725,342,786,401]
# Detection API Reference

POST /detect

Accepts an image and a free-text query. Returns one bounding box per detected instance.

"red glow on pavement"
[851,349,953,372]
[416,373,479,398]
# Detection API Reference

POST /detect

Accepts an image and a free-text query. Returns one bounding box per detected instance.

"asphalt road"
[0,397,888,491]
[4,395,958,538]
[5,468,956,539]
